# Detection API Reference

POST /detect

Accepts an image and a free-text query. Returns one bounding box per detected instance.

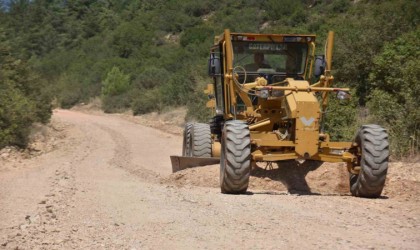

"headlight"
[336,91,351,100]
[256,89,269,98]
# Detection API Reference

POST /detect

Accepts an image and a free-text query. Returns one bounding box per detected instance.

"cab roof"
[214,31,316,45]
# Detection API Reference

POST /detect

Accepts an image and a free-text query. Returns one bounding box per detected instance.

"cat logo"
[300,117,315,126]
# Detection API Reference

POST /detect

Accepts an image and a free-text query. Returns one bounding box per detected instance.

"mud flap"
[170,156,220,173]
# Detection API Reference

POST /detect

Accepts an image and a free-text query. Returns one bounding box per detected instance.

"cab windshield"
[232,41,308,77]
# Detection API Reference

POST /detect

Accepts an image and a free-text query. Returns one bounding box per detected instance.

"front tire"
[189,123,212,157]
[350,124,389,198]
[220,120,251,194]
[182,123,193,156]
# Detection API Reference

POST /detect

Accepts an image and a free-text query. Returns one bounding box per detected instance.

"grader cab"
[171,29,389,198]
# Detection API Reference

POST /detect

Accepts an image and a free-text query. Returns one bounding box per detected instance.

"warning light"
[244,36,255,41]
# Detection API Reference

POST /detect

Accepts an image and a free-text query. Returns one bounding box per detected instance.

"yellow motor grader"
[171,29,389,198]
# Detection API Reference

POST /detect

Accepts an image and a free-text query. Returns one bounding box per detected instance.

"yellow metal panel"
[284,91,297,117]
[251,131,283,141]
[212,141,221,157]
[229,32,316,43]
[252,152,298,161]
[249,119,271,130]
[206,99,215,108]
[326,31,334,71]
[284,79,320,158]
[311,153,347,163]
[319,141,353,149]
[204,83,214,94]
[252,140,295,147]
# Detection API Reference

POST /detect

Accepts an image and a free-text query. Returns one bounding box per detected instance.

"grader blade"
[170,156,220,173]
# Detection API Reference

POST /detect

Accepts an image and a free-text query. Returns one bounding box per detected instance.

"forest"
[0,0,418,157]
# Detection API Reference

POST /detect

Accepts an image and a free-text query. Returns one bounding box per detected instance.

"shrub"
[101,66,130,96]
[367,29,420,157]
[180,25,214,47]
[101,66,131,112]
[0,84,35,147]
[131,88,163,115]
[185,89,211,123]
[132,67,170,89]
[323,89,358,142]
[160,72,195,106]
[102,92,132,113]
[0,40,51,148]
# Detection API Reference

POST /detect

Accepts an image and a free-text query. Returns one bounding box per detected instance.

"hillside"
[0,0,418,156]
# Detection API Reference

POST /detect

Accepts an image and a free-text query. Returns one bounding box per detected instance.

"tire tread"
[220,120,251,194]
[350,124,389,198]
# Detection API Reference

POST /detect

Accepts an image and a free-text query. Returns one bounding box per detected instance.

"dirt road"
[0,109,419,249]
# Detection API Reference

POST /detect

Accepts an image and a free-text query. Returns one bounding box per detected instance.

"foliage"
[331,0,419,103]
[101,66,130,113]
[0,33,51,147]
[131,88,163,115]
[180,25,214,47]
[185,86,212,123]
[0,82,35,147]
[102,92,132,113]
[132,66,170,89]
[367,29,420,157]
[0,0,418,157]
[322,89,358,142]
[265,0,306,26]
[101,66,130,96]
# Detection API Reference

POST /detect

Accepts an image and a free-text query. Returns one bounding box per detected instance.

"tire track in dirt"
[0,112,161,249]
[1,124,93,249]
[92,122,162,182]
[1,109,419,249]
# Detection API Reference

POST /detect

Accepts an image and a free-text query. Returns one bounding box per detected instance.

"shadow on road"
[251,160,324,195]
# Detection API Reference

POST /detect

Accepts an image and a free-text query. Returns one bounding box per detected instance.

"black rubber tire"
[210,115,224,136]
[189,123,212,157]
[220,120,251,194]
[182,123,193,156]
[350,124,389,198]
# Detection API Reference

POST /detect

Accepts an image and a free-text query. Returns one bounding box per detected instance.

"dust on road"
[1,109,419,249]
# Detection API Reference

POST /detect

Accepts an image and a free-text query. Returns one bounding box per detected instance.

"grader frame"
[171,29,389,198]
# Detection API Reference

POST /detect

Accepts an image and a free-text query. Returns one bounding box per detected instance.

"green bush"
[101,66,130,96]
[132,67,170,89]
[323,89,358,142]
[0,38,52,148]
[184,1,215,17]
[265,0,304,23]
[131,88,163,115]
[160,72,194,106]
[185,87,212,123]
[111,22,150,58]
[100,66,131,112]
[55,73,84,108]
[0,84,35,147]
[180,25,214,47]
[367,29,420,157]
[102,92,132,113]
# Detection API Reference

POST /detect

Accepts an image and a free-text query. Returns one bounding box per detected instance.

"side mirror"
[314,55,326,77]
[208,53,221,76]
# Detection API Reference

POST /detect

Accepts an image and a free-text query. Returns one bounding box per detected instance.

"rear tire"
[350,124,389,198]
[182,123,193,156]
[189,123,212,157]
[220,120,251,194]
